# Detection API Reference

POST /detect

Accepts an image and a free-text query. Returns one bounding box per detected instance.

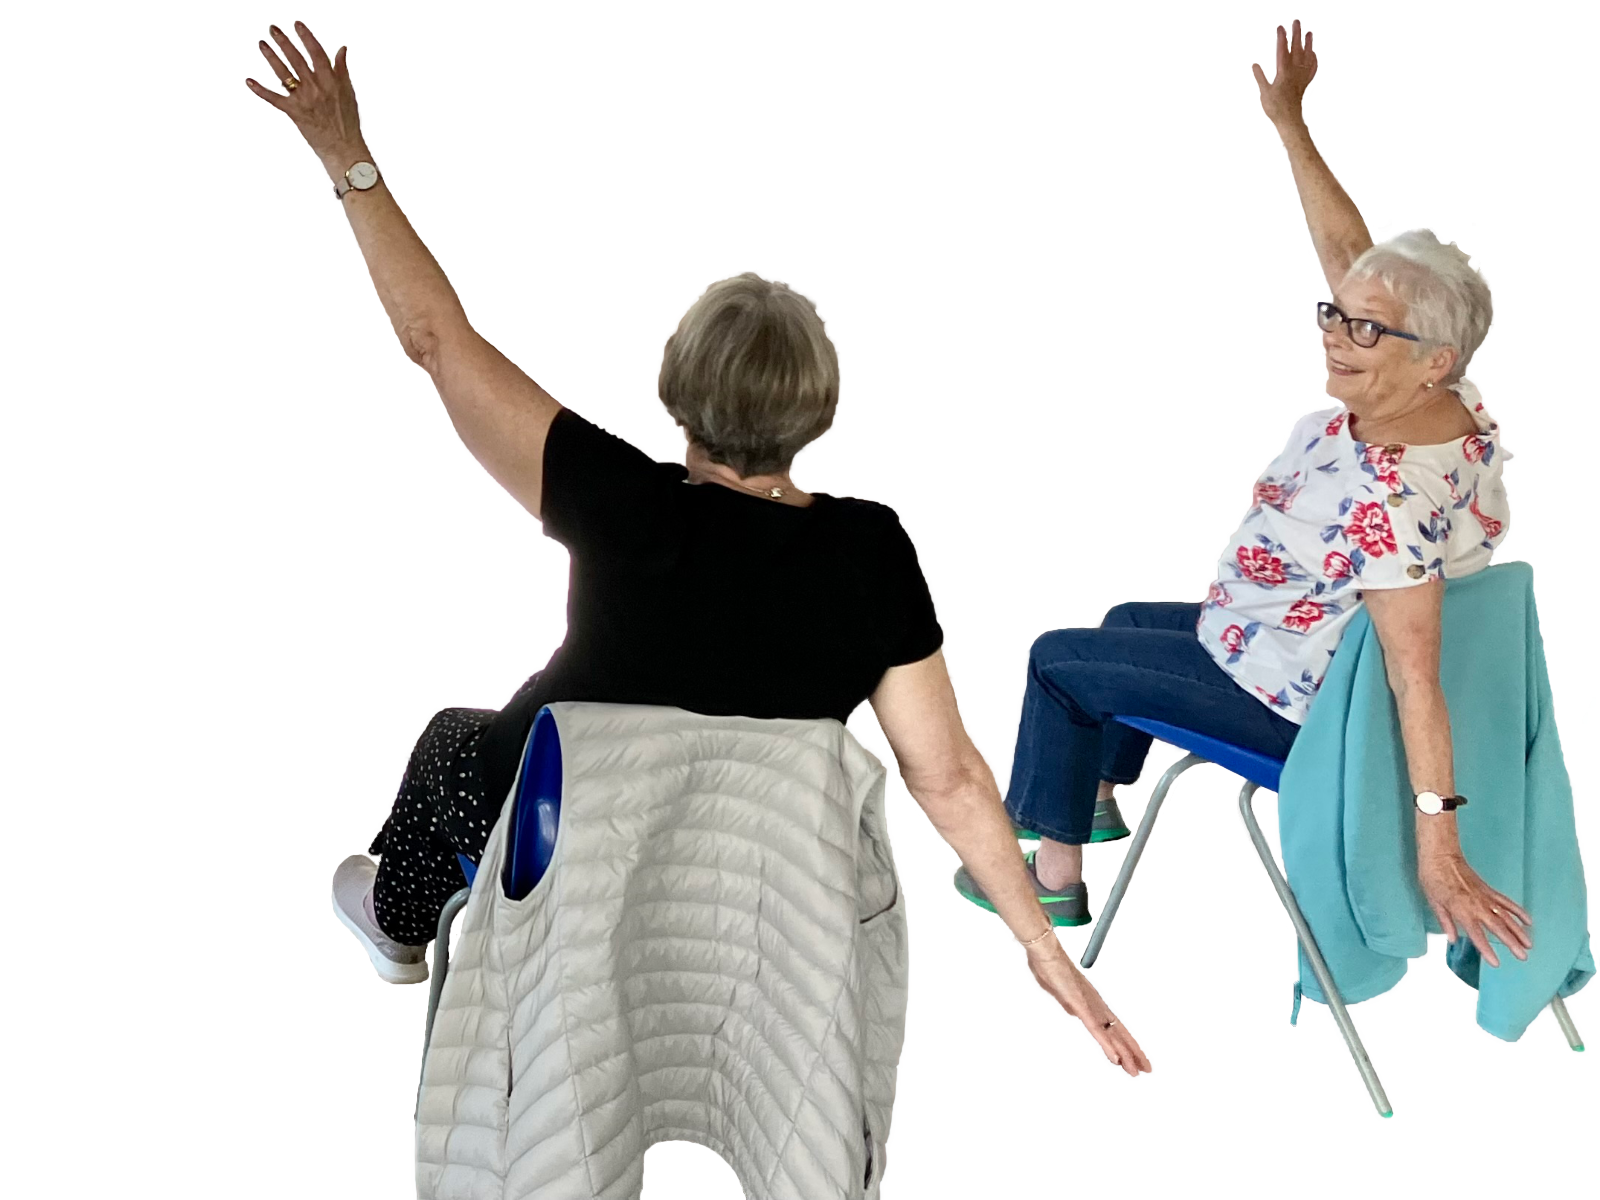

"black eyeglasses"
[1316,301,1422,349]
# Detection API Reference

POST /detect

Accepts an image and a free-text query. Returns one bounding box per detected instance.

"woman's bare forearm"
[1390,673,1466,860]
[317,138,469,365]
[914,762,1058,943]
[1275,118,1373,292]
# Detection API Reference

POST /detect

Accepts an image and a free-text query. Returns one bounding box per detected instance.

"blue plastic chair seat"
[1114,715,1285,793]
[455,706,564,896]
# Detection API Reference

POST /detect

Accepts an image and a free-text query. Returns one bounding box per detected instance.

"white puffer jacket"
[416,702,910,1200]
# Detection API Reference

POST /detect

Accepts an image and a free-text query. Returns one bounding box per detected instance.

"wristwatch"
[1415,790,1468,815]
[333,160,381,200]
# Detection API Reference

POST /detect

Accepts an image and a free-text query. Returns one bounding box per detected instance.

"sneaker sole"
[1012,827,1131,844]
[953,881,1092,927]
[331,894,429,985]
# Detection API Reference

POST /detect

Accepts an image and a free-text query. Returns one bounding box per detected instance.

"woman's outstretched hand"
[245,21,365,165]
[1027,942,1152,1077]
[1252,19,1317,130]
[1418,848,1533,968]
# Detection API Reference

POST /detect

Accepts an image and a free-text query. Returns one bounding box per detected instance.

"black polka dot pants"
[367,706,501,946]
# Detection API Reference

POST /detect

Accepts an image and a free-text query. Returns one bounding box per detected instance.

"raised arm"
[1252,21,1373,293]
[247,22,560,518]
[1363,584,1532,966]
[869,651,1151,1076]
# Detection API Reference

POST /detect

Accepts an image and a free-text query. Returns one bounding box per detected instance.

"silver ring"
[1103,1019,1118,1030]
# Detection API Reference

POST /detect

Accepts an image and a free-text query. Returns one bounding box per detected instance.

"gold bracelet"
[1018,924,1055,949]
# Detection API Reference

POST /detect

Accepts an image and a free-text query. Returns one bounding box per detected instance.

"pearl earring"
[1424,380,1435,390]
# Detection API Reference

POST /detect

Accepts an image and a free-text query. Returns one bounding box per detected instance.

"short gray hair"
[1344,230,1493,382]
[659,273,839,476]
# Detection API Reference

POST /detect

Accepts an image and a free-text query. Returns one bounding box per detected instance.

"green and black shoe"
[953,849,1091,927]
[1012,798,1131,844]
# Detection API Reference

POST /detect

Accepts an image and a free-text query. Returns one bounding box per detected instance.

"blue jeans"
[1004,602,1301,844]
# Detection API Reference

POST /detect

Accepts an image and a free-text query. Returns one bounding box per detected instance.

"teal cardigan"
[1278,561,1592,1040]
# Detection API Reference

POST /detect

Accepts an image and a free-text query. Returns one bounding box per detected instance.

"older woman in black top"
[249,21,1149,1076]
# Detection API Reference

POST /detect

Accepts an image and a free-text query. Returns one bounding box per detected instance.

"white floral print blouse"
[1197,381,1510,724]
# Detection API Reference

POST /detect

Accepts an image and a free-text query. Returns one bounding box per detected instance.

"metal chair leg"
[1550,995,1584,1051]
[419,885,472,1100]
[1238,781,1393,1117]
[1081,753,1205,969]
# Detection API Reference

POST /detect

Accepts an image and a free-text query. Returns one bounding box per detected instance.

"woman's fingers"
[1426,896,1456,941]
[1275,25,1288,74]
[269,24,313,85]
[1290,19,1302,56]
[1089,1022,1135,1075]
[1251,62,1269,93]
[1114,1027,1152,1074]
[296,21,335,76]
[257,39,295,89]
[1462,913,1501,968]
[1490,890,1533,931]
[244,77,291,109]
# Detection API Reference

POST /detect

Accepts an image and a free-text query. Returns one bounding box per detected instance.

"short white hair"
[1344,230,1493,382]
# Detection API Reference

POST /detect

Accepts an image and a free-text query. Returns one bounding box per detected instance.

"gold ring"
[283,76,299,91]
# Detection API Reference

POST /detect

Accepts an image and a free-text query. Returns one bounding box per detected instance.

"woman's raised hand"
[246,21,365,164]
[1252,20,1317,130]
[1418,848,1533,969]
[1027,943,1152,1077]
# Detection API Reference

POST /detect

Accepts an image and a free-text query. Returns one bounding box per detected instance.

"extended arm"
[1364,583,1531,965]
[248,22,560,518]
[869,651,1151,1075]
[1252,22,1373,292]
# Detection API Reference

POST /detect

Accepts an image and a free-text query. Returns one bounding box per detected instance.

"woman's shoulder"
[816,494,912,533]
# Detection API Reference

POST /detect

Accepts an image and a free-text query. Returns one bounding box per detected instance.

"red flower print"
[1344,502,1398,557]
[1323,551,1353,580]
[1463,436,1489,463]
[1207,581,1233,607]
[1326,412,1349,436]
[1236,545,1288,585]
[1362,444,1405,492]
[1221,625,1247,654]
[1281,598,1328,632]
[1252,480,1286,508]
[1470,492,1503,539]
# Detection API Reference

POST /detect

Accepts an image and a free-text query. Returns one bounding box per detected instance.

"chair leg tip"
[1380,1109,1394,1119]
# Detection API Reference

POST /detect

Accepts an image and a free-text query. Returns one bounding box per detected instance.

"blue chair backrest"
[1114,715,1286,792]
[456,706,564,898]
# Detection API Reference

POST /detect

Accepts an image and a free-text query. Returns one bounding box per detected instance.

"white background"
[6,1,1595,1195]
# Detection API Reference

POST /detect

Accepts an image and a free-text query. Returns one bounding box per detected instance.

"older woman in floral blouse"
[959,22,1532,970]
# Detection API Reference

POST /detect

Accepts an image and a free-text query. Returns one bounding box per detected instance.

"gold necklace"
[688,468,788,500]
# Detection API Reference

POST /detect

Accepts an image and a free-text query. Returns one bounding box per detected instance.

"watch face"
[1416,791,1444,815]
[349,161,378,189]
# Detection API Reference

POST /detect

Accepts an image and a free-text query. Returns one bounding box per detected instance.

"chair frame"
[1078,746,1584,1117]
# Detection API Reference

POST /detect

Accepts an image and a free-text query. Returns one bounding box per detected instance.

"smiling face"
[1321,276,1441,414]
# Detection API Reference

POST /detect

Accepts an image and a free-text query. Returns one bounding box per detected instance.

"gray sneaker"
[1091,797,1132,842]
[953,849,1091,927]
[331,855,429,984]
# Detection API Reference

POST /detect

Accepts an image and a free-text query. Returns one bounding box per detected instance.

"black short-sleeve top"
[477,407,944,804]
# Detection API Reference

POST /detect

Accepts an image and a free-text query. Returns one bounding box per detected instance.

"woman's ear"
[1427,344,1458,384]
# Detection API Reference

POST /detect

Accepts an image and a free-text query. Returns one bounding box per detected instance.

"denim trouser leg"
[1096,602,1210,784]
[1004,602,1299,846]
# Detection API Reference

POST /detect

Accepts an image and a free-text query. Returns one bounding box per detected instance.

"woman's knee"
[1099,602,1143,629]
[1028,627,1096,673]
